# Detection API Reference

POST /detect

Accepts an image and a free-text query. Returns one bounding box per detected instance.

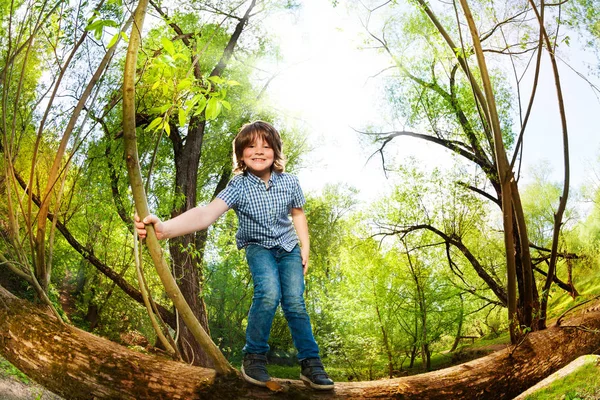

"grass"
[546,270,600,321]
[525,362,600,400]
[0,356,30,384]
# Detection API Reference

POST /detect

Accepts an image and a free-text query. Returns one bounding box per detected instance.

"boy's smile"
[242,137,274,182]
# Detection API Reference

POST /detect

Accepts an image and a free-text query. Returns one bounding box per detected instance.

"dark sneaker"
[300,358,334,390]
[241,353,271,387]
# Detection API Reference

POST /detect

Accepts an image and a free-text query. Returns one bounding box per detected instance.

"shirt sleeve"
[216,177,240,209]
[291,175,306,208]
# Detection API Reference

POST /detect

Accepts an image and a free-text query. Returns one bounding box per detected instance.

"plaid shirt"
[216,171,306,251]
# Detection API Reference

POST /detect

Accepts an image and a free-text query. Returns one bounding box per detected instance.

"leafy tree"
[358,0,576,340]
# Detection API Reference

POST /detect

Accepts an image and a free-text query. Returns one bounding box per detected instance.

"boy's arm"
[136,198,229,240]
[291,207,310,275]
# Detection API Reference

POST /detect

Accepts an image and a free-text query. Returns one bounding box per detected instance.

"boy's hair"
[233,121,285,174]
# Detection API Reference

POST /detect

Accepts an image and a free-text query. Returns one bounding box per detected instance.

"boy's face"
[241,135,274,178]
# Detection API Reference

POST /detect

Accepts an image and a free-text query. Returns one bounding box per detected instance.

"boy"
[135,121,334,390]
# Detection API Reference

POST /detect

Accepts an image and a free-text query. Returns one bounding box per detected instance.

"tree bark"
[3,285,600,399]
[0,286,216,400]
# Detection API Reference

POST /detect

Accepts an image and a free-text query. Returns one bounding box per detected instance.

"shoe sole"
[241,365,269,387]
[300,374,335,390]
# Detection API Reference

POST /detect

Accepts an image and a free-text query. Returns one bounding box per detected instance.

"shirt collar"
[245,170,279,186]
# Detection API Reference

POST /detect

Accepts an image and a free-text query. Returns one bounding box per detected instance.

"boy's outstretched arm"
[134,198,229,240]
[291,207,310,275]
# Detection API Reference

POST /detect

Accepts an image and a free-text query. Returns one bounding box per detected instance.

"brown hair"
[232,121,285,174]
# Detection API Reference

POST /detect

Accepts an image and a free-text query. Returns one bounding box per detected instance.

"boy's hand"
[134,214,165,240]
[301,246,310,275]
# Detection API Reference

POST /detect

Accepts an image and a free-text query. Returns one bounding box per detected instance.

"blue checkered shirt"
[216,171,306,251]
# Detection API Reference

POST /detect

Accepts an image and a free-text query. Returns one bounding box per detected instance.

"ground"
[0,372,63,400]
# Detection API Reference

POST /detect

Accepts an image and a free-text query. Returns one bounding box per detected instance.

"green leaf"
[151,80,161,90]
[186,94,202,109]
[178,108,186,127]
[150,104,170,114]
[146,117,163,132]
[102,20,119,28]
[87,19,119,33]
[207,75,225,85]
[120,31,128,42]
[193,96,207,116]
[163,120,171,136]
[176,78,192,91]
[205,97,222,120]
[85,20,103,31]
[161,54,175,68]
[107,33,120,49]
[227,80,241,86]
[87,11,100,25]
[221,100,231,110]
[161,37,175,56]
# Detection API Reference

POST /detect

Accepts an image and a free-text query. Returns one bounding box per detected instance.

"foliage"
[566,0,600,52]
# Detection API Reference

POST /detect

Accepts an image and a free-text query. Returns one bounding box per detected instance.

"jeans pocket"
[245,244,260,260]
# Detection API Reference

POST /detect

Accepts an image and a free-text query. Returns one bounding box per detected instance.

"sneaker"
[300,358,334,390]
[241,353,271,387]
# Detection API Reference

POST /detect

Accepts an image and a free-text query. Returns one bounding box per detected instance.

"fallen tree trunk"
[1,285,599,399]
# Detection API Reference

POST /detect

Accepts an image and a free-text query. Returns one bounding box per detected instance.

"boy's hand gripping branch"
[134,214,165,239]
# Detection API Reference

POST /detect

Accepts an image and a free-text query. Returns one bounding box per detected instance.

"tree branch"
[12,170,176,328]
[375,223,508,306]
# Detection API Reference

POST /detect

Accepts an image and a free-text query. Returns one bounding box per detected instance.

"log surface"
[1,286,600,399]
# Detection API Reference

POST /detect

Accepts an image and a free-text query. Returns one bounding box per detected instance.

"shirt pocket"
[271,185,294,219]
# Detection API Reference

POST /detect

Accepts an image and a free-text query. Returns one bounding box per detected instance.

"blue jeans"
[243,244,320,360]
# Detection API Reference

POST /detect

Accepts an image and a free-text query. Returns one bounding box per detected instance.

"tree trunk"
[169,118,212,366]
[450,295,464,352]
[0,286,217,400]
[159,0,256,365]
[409,344,417,369]
[3,285,600,399]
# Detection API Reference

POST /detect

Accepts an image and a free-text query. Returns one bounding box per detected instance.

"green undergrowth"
[469,332,511,348]
[233,352,479,383]
[546,272,600,321]
[0,356,30,384]
[267,364,348,382]
[525,362,600,400]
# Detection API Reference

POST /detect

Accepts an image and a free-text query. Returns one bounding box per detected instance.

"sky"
[258,1,600,204]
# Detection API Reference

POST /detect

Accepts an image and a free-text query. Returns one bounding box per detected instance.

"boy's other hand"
[134,214,165,240]
[301,246,309,275]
